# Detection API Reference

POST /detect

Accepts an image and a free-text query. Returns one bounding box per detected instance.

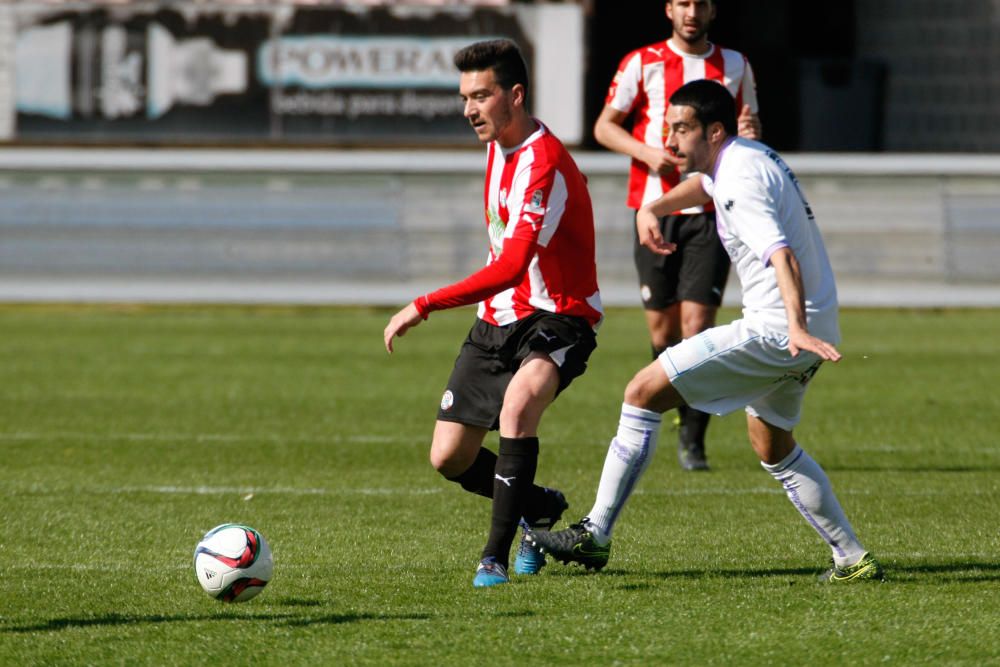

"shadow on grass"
[280,612,432,627]
[545,560,1000,584]
[3,610,432,634]
[275,597,324,607]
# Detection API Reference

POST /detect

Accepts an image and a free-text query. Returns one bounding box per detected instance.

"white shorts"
[658,318,824,431]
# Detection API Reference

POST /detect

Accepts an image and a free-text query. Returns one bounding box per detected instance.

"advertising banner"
[14,7,271,141]
[261,6,531,144]
[9,4,543,146]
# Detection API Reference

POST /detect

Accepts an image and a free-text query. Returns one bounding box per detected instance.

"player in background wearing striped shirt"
[594,0,760,470]
[529,79,884,583]
[384,40,603,588]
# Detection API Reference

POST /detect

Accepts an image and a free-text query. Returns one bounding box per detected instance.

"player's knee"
[746,415,796,464]
[498,403,542,438]
[429,443,464,477]
[681,309,715,337]
[624,362,681,413]
[428,448,448,474]
[646,316,678,350]
[623,373,656,409]
[650,332,674,352]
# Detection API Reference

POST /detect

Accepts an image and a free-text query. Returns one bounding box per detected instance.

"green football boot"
[819,552,885,583]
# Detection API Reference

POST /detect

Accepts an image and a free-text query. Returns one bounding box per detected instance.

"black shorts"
[437,311,597,430]
[633,211,731,310]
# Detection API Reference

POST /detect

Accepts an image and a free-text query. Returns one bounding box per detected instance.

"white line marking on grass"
[0,431,404,445]
[876,551,1000,560]
[123,485,442,496]
[127,485,332,496]
[2,563,317,574]
[6,483,442,497]
[856,444,1000,454]
[0,563,166,572]
[635,487,784,496]
[10,553,997,574]
[634,486,999,497]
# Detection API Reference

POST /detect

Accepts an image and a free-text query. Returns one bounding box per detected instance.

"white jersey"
[700,137,839,342]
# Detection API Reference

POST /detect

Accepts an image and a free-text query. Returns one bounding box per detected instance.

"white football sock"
[585,403,661,544]
[762,445,866,567]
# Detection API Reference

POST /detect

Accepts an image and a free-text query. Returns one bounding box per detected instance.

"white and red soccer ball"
[194,524,273,602]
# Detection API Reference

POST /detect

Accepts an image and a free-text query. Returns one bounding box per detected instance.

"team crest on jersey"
[499,187,508,209]
[440,390,454,411]
[487,208,506,256]
[523,189,546,219]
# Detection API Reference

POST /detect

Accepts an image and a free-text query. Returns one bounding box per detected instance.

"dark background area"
[583,0,864,151]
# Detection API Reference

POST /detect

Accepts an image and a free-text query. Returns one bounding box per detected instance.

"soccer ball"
[194,523,273,602]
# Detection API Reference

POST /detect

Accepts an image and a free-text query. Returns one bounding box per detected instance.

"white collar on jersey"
[498,120,546,156]
[711,136,738,181]
[666,38,716,60]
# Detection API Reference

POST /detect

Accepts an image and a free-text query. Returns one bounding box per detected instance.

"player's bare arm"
[644,172,711,217]
[383,302,423,354]
[770,247,842,362]
[737,104,762,140]
[594,105,682,174]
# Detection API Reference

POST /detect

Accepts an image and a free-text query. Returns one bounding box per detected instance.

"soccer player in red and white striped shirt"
[594,0,760,471]
[384,39,602,588]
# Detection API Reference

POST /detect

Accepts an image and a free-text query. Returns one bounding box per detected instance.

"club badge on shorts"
[440,390,454,411]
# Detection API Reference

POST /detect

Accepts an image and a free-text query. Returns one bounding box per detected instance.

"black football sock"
[679,406,711,450]
[446,447,497,498]
[447,446,551,510]
[522,485,558,526]
[482,436,538,568]
[676,403,688,431]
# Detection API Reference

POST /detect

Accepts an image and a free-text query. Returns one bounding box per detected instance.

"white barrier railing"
[1,149,999,306]
[3,148,1000,176]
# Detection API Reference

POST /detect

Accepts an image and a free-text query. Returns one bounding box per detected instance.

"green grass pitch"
[1,304,998,665]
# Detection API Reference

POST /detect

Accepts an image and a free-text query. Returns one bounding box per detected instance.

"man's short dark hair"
[454,39,529,99]
[669,79,737,136]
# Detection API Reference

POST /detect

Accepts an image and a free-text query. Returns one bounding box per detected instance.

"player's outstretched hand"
[788,330,842,362]
[636,207,677,256]
[738,104,762,140]
[383,302,423,354]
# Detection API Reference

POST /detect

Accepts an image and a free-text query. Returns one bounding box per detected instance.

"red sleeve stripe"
[418,237,536,315]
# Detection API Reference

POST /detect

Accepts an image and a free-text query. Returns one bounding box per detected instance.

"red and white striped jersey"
[606,39,758,210]
[479,122,603,328]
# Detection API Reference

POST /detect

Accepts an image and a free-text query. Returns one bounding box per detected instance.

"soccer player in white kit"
[529,79,884,583]
[595,0,761,471]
